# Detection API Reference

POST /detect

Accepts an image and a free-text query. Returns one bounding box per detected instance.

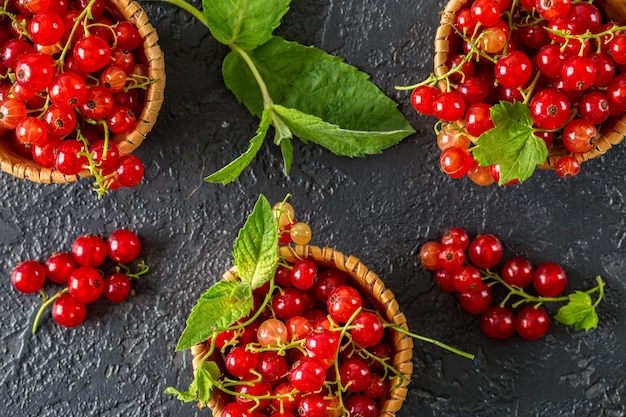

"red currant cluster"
[409,0,626,183]
[419,227,605,340]
[10,228,148,331]
[0,0,154,196]
[199,259,402,417]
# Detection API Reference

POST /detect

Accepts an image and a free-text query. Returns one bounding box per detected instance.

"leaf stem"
[150,0,208,27]
[32,288,69,334]
[230,43,274,109]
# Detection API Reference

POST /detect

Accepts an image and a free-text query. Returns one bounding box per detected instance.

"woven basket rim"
[433,0,626,169]
[0,0,166,184]
[191,244,414,417]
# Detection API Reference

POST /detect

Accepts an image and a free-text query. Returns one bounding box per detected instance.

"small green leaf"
[175,281,254,351]
[279,137,293,176]
[554,291,599,331]
[232,195,278,290]
[205,107,271,184]
[222,36,414,143]
[164,360,221,404]
[472,101,548,185]
[271,105,412,156]
[202,0,290,49]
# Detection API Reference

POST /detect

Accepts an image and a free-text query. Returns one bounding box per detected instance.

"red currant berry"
[107,105,137,134]
[305,328,339,360]
[43,104,77,136]
[52,293,87,328]
[351,311,385,347]
[494,51,533,88]
[529,88,571,130]
[114,154,144,187]
[433,268,457,293]
[458,283,493,315]
[28,11,64,46]
[343,395,378,417]
[11,260,47,293]
[339,357,371,392]
[0,97,27,129]
[439,146,474,179]
[257,318,288,347]
[290,259,318,290]
[310,269,347,303]
[73,35,111,73]
[67,266,104,303]
[481,306,515,339]
[515,306,550,340]
[256,351,287,381]
[468,234,503,269]
[48,72,88,108]
[72,234,107,267]
[272,287,306,320]
[453,265,483,293]
[289,357,326,393]
[419,241,442,270]
[114,21,142,50]
[410,85,440,116]
[225,346,259,378]
[327,285,362,323]
[501,257,534,287]
[437,243,466,271]
[533,262,567,297]
[555,155,581,178]
[103,273,132,302]
[562,118,598,154]
[441,227,470,250]
[106,229,142,263]
[14,52,54,91]
[433,91,466,122]
[44,252,76,284]
[81,86,115,120]
[15,117,47,146]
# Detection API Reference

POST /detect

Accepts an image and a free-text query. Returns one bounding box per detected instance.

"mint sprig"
[472,101,549,185]
[174,195,278,351]
[157,0,414,183]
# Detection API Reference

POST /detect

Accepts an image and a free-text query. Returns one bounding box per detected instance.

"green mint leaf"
[202,0,290,49]
[205,107,271,184]
[472,101,548,185]
[554,291,599,331]
[175,281,254,351]
[232,195,278,290]
[222,36,414,147]
[272,104,412,156]
[164,360,221,404]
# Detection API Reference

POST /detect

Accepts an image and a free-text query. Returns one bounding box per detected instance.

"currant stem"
[32,288,69,334]
[385,323,475,360]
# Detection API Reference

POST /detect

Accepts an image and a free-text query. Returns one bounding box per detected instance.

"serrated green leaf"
[202,0,290,49]
[164,361,221,404]
[222,36,414,143]
[232,195,278,290]
[472,101,548,185]
[205,107,271,184]
[554,291,599,331]
[175,283,254,351]
[271,105,412,156]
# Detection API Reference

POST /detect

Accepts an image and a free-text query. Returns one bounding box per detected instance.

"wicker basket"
[433,0,626,169]
[0,0,166,184]
[191,244,415,417]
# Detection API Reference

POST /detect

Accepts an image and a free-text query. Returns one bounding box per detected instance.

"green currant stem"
[32,288,69,334]
[384,323,474,360]
[482,269,605,309]
[116,260,150,279]
[57,0,99,74]
[77,128,112,200]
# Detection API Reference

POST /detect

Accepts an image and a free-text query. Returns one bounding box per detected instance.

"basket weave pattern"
[191,245,414,417]
[0,0,166,184]
[434,0,626,169]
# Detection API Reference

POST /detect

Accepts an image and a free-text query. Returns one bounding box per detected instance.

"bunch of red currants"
[409,0,626,183]
[10,228,148,331]
[201,259,401,417]
[419,227,604,340]
[0,0,154,195]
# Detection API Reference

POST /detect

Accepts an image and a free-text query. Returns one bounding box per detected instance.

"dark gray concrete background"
[1,0,625,416]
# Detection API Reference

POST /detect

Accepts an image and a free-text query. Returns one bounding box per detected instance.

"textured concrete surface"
[1,0,625,416]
